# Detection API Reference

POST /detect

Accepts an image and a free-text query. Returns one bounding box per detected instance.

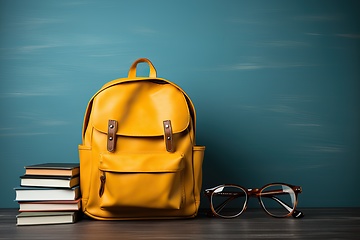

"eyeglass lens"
[260,184,296,217]
[211,186,247,218]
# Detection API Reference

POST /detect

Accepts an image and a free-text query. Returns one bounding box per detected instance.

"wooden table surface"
[1,208,359,239]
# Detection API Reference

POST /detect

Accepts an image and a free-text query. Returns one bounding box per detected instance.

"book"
[16,211,78,226]
[14,186,80,201]
[18,199,81,212]
[24,163,80,177]
[20,175,80,188]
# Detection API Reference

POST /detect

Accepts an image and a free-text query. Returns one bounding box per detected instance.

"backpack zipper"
[99,171,106,197]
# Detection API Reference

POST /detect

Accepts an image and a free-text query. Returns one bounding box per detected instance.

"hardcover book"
[20,175,80,188]
[18,199,81,212]
[24,163,80,176]
[16,211,78,226]
[14,186,80,201]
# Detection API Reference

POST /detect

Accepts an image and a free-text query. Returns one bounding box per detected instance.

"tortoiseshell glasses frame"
[204,183,303,218]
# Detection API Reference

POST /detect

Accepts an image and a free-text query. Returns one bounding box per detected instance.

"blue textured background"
[1,0,359,208]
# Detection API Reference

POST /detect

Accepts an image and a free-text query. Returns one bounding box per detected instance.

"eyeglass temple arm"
[212,195,238,215]
[264,194,304,218]
[205,191,245,216]
[213,192,303,218]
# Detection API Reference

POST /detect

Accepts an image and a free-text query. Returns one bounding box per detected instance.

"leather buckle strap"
[107,120,118,152]
[163,120,174,152]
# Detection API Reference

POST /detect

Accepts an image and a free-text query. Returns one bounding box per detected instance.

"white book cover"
[14,186,80,201]
[16,211,78,226]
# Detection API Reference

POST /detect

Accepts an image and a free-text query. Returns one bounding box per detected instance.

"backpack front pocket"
[98,153,185,210]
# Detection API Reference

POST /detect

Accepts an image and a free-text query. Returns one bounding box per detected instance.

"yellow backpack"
[78,58,205,220]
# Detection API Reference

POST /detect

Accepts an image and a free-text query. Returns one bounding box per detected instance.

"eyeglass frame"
[204,182,303,219]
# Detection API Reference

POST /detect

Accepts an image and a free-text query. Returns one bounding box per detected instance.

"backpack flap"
[89,79,191,152]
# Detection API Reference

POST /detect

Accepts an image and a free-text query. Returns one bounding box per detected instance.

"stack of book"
[14,163,81,226]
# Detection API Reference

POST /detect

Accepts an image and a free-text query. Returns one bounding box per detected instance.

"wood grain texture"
[1,208,359,239]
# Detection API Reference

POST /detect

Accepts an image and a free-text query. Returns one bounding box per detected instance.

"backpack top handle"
[128,58,157,78]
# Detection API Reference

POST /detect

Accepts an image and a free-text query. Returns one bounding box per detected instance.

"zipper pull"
[99,171,106,197]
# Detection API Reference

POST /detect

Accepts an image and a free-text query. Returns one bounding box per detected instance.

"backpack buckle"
[163,120,174,152]
[107,120,118,152]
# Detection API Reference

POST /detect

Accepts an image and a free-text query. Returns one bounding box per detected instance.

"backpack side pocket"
[78,145,92,209]
[193,146,205,207]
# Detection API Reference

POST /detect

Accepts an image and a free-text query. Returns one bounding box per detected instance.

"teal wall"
[1,0,359,208]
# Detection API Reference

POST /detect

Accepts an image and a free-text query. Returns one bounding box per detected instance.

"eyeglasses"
[204,183,303,218]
